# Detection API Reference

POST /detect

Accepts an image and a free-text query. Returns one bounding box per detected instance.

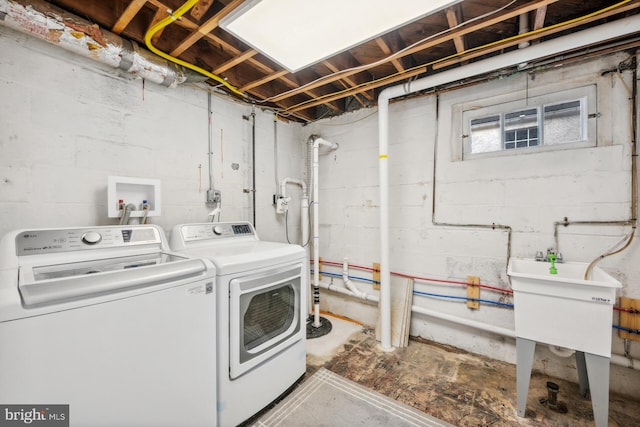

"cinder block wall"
[0,25,305,242]
[306,51,640,397]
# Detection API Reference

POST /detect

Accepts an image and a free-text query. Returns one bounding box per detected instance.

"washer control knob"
[82,231,102,245]
[212,225,223,236]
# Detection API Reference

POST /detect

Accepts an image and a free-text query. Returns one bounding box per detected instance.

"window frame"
[461,85,596,160]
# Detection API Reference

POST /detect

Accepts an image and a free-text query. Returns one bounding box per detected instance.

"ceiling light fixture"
[220,0,460,73]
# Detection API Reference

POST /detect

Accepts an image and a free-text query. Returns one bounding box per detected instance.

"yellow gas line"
[144,0,246,97]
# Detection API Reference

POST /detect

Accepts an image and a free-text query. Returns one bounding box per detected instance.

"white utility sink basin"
[507,258,621,357]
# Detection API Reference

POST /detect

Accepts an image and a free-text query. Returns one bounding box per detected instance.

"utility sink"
[507,258,621,357]
[508,257,621,427]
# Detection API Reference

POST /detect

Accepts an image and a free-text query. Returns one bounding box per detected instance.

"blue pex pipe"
[312,269,513,308]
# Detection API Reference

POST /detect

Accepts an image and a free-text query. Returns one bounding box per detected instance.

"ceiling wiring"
[276,0,634,117]
[144,0,246,98]
[257,0,519,104]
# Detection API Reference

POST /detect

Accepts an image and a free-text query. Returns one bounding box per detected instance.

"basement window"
[463,85,595,159]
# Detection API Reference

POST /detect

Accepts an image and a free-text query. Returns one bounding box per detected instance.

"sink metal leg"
[575,351,590,398]
[516,337,536,417]
[584,353,610,427]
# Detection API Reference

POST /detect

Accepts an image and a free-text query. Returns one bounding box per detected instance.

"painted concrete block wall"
[0,26,304,241]
[307,51,640,396]
[256,119,309,244]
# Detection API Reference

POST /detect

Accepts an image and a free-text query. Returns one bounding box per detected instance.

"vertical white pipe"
[311,137,338,328]
[312,140,321,327]
[518,13,530,49]
[301,196,309,246]
[301,195,310,318]
[378,95,392,351]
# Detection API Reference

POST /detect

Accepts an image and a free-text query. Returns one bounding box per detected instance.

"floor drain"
[307,316,332,339]
[539,381,568,413]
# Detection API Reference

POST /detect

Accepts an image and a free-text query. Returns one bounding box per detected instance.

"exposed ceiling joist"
[111,0,146,34]
[37,0,640,122]
[445,5,467,54]
[189,0,214,20]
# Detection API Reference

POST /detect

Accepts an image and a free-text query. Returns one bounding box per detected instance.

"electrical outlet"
[276,197,289,214]
[207,189,221,204]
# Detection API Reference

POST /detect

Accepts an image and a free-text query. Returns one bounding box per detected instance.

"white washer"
[170,222,307,427]
[0,225,217,427]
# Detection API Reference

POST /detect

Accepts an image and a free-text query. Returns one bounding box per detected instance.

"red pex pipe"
[312,259,514,295]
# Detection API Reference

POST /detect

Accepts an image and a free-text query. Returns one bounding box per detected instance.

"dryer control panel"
[178,223,255,242]
[15,226,162,256]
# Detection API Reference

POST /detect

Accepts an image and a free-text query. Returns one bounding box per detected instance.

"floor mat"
[251,368,454,427]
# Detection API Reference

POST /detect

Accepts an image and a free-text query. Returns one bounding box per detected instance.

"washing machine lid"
[18,251,210,307]
[182,241,305,276]
[2,225,215,308]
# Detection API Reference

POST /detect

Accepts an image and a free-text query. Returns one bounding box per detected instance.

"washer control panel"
[179,223,254,242]
[15,226,161,256]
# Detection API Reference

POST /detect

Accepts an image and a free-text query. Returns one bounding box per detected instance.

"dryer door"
[229,264,302,379]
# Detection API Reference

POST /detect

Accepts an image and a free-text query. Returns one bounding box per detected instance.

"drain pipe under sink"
[377,13,640,351]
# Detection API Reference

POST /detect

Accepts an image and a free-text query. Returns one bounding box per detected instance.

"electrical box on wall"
[107,176,161,219]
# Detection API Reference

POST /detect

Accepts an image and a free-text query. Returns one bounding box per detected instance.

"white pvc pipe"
[378,95,392,350]
[411,305,516,339]
[301,195,310,318]
[315,281,640,371]
[315,279,379,303]
[280,177,308,199]
[518,13,530,49]
[342,258,368,300]
[301,196,309,246]
[312,137,338,328]
[377,13,640,351]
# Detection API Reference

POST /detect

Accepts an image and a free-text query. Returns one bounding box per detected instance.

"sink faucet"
[536,248,563,263]
[547,249,558,274]
[547,252,558,274]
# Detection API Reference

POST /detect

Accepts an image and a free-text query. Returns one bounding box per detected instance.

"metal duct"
[0,0,206,87]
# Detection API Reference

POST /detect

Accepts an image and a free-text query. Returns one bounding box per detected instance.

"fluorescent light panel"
[220,0,460,73]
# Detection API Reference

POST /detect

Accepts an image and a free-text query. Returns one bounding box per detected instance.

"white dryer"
[170,222,307,427]
[0,225,217,427]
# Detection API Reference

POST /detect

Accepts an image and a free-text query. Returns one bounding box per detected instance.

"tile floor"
[299,315,640,427]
